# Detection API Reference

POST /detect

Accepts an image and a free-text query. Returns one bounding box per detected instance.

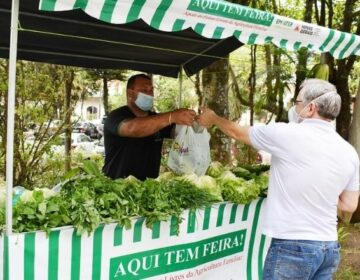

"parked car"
[52,133,99,157]
[72,122,102,139]
[94,137,105,156]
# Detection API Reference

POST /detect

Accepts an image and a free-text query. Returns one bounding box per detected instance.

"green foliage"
[177,174,223,202]
[2,160,269,235]
[335,267,360,280]
[0,206,4,233]
[6,164,219,235]
[0,60,93,187]
[27,151,104,190]
[206,161,226,178]
[337,226,351,243]
[154,76,198,112]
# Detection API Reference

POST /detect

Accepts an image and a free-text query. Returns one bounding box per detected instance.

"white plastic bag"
[167,125,211,176]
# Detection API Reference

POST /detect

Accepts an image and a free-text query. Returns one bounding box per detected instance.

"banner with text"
[0,198,270,280]
[39,0,360,59]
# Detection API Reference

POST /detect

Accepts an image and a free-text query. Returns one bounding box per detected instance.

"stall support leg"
[6,0,20,235]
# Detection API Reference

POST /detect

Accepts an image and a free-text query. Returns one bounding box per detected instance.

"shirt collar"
[301,118,335,130]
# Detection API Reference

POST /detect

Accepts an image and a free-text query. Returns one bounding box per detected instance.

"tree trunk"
[273,50,285,121]
[195,72,203,106]
[103,76,109,115]
[294,0,313,97]
[264,45,277,113]
[0,61,8,178]
[349,80,360,223]
[332,0,358,139]
[202,58,230,163]
[249,46,256,126]
[334,60,352,139]
[64,68,74,172]
[13,62,22,186]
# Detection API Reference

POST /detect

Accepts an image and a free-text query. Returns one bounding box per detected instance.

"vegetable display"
[0,161,269,235]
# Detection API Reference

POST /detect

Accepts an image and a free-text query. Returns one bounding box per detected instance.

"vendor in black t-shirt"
[103,74,197,181]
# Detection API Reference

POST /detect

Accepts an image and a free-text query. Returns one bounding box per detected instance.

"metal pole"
[6,0,20,235]
[178,66,183,108]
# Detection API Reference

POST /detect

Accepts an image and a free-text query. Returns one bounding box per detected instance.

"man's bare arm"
[338,190,360,213]
[119,109,196,137]
[197,107,252,146]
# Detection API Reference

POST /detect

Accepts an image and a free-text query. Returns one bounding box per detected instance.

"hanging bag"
[167,125,211,176]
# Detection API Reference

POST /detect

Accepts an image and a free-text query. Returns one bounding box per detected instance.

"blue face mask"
[135,92,154,111]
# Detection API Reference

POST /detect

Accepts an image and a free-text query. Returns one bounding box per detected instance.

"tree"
[85,69,127,115]
[329,0,360,139]
[0,61,86,187]
[202,57,231,163]
[349,80,360,223]
[64,67,75,172]
[294,0,313,98]
[301,0,360,139]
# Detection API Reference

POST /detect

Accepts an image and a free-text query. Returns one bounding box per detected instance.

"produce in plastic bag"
[167,125,211,176]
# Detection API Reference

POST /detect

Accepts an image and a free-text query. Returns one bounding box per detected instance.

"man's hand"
[196,106,252,145]
[197,107,217,128]
[171,109,197,126]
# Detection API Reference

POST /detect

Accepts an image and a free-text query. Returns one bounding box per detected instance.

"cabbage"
[124,175,141,186]
[156,172,176,182]
[20,187,56,203]
[35,187,56,199]
[206,161,225,178]
[20,190,34,202]
[217,170,241,184]
[179,174,223,202]
[216,171,261,204]
[221,179,260,204]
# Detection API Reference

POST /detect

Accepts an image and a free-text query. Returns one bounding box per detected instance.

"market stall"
[2,1,360,280]
[1,199,270,280]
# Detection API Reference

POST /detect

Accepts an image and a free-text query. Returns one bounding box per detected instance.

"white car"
[52,133,98,156]
[94,137,105,156]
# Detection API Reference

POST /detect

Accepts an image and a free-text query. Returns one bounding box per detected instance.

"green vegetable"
[221,179,260,205]
[180,174,222,202]
[232,167,253,180]
[1,161,268,235]
[206,161,225,178]
[155,172,176,182]
[81,160,102,177]
[255,174,269,197]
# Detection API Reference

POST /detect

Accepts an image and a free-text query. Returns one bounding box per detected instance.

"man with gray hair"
[288,79,341,122]
[197,78,359,279]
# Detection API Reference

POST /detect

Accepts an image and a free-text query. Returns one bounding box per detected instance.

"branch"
[345,17,360,73]
[314,0,320,24]
[229,64,250,106]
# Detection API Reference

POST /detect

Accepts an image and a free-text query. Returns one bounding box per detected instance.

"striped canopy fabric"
[1,0,244,77]
[40,0,360,59]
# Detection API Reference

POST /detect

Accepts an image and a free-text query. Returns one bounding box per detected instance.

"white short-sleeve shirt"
[249,119,359,241]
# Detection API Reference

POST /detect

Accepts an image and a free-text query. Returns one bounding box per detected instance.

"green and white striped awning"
[40,0,360,59]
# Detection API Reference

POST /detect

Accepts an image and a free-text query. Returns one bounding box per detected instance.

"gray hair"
[300,79,341,120]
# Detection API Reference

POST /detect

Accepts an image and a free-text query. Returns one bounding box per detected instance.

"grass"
[335,223,360,280]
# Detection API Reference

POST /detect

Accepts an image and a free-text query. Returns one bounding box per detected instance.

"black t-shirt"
[102,106,173,180]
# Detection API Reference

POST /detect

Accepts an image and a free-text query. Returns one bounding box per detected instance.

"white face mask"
[288,91,337,123]
[288,106,299,123]
[134,92,154,111]
[288,103,312,123]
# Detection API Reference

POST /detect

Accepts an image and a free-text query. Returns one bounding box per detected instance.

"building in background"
[73,80,124,121]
